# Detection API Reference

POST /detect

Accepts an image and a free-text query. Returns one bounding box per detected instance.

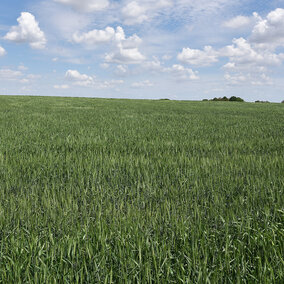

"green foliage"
[229,96,244,102]
[206,96,244,102]
[0,96,283,283]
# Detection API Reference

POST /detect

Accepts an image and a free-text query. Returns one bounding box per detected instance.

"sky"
[0,0,284,102]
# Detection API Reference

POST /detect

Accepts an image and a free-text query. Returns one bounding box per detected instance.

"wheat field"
[0,95,283,283]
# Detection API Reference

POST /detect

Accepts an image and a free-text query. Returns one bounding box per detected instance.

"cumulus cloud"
[250,8,284,49]
[219,9,284,86]
[0,46,6,56]
[221,36,284,86]
[122,1,148,25]
[140,58,199,81]
[223,15,253,29]
[121,0,171,25]
[72,27,116,45]
[73,26,142,47]
[65,69,94,86]
[54,0,109,13]
[103,26,145,64]
[72,25,145,64]
[222,37,284,67]
[177,46,219,66]
[177,8,284,85]
[4,12,46,49]
[170,64,199,80]
[164,64,199,80]
[65,69,124,88]
[105,48,145,64]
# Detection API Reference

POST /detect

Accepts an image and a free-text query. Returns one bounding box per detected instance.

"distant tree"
[255,100,270,103]
[209,96,244,102]
[202,99,209,101]
[229,96,244,102]
[282,100,284,103]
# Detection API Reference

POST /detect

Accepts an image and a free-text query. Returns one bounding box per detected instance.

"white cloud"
[224,72,272,86]
[222,37,284,67]
[131,80,154,88]
[100,79,124,88]
[0,68,41,85]
[223,15,253,29]
[65,69,94,86]
[176,8,284,86]
[102,26,145,64]
[177,46,219,66]
[4,12,46,49]
[72,25,142,47]
[65,69,124,88]
[35,1,93,41]
[115,64,128,76]
[72,26,145,63]
[140,58,199,81]
[122,1,148,25]
[224,73,246,84]
[121,0,171,25]
[120,34,142,49]
[72,27,115,46]
[0,69,22,79]
[0,46,6,56]
[54,0,109,13]
[120,0,231,26]
[142,57,164,72]
[166,64,199,80]
[105,48,145,64]
[221,36,283,86]
[250,8,284,49]
[54,84,70,89]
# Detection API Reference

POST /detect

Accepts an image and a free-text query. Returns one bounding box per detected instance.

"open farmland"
[0,95,283,283]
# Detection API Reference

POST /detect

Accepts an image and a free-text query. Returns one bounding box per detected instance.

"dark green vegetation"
[255,100,270,103]
[204,96,245,102]
[0,95,283,283]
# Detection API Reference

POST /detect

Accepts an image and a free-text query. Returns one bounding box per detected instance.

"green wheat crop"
[0,95,283,283]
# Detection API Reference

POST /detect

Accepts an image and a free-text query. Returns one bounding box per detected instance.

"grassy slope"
[0,96,283,283]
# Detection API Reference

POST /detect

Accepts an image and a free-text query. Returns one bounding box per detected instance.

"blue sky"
[0,0,284,102]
